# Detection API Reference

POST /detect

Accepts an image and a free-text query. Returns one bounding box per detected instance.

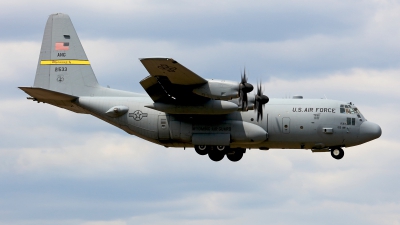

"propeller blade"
[241,69,248,83]
[238,69,253,110]
[242,92,248,110]
[254,81,269,121]
[257,105,263,122]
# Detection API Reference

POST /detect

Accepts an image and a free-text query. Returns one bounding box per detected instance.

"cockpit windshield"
[340,104,364,119]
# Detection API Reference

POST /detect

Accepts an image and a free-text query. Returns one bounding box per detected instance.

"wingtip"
[139,57,172,61]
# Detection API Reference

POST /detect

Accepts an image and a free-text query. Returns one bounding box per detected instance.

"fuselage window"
[347,117,356,125]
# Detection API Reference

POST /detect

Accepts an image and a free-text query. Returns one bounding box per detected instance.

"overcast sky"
[1,0,399,224]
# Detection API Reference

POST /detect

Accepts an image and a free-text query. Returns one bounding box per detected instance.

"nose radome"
[359,121,382,143]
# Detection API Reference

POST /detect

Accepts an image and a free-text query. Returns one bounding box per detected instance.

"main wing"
[139,57,246,115]
[139,57,209,103]
[140,57,207,85]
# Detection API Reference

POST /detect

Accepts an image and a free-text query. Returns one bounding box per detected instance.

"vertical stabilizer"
[34,13,99,96]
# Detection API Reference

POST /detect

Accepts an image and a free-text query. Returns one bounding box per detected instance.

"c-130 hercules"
[20,13,382,162]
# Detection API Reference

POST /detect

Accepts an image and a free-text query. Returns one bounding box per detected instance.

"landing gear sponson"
[194,145,245,162]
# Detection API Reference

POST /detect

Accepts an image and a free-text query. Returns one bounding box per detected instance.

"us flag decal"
[55,42,69,51]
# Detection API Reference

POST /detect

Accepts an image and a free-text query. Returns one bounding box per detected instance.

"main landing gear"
[194,145,208,155]
[330,147,344,160]
[194,145,245,162]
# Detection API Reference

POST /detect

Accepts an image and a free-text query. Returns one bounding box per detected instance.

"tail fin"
[34,13,99,96]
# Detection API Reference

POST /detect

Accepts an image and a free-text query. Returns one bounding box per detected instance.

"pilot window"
[340,105,360,115]
[343,105,363,121]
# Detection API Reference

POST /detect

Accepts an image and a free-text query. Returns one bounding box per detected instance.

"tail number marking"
[55,67,67,72]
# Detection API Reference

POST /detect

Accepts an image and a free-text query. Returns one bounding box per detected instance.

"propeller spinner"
[238,69,254,110]
[254,82,269,121]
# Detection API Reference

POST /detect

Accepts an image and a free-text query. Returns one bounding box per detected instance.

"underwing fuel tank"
[145,100,238,114]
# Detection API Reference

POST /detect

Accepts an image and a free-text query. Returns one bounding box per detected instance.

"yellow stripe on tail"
[40,60,90,65]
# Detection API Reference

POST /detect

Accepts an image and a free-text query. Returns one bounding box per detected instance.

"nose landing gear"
[330,147,344,160]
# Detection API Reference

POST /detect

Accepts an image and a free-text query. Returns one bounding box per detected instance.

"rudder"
[34,13,99,96]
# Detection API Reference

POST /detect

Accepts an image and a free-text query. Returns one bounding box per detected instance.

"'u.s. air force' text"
[293,108,336,113]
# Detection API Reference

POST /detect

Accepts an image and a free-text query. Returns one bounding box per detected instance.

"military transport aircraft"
[19,13,382,162]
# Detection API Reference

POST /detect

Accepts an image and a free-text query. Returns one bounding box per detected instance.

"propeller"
[238,69,254,110]
[254,82,269,121]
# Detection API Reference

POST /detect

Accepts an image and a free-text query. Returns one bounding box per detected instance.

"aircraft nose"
[359,121,382,143]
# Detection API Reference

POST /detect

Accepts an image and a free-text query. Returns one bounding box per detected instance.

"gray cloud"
[0,0,373,42]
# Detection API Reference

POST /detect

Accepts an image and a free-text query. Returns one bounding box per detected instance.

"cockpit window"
[340,105,361,114]
[340,104,365,121]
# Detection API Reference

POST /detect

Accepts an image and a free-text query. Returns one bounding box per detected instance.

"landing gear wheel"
[208,148,225,162]
[195,145,209,155]
[216,145,226,151]
[331,147,344,160]
[226,148,244,162]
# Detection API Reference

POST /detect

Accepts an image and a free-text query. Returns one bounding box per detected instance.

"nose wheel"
[330,147,344,160]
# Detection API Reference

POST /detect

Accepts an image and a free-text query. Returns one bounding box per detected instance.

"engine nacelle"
[192,79,239,100]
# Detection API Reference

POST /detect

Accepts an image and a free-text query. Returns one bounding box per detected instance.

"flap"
[140,57,207,86]
[139,76,171,102]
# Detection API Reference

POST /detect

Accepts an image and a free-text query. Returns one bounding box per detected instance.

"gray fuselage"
[77,96,380,150]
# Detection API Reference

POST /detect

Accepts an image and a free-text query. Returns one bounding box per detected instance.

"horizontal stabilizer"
[19,87,86,114]
[19,87,77,101]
